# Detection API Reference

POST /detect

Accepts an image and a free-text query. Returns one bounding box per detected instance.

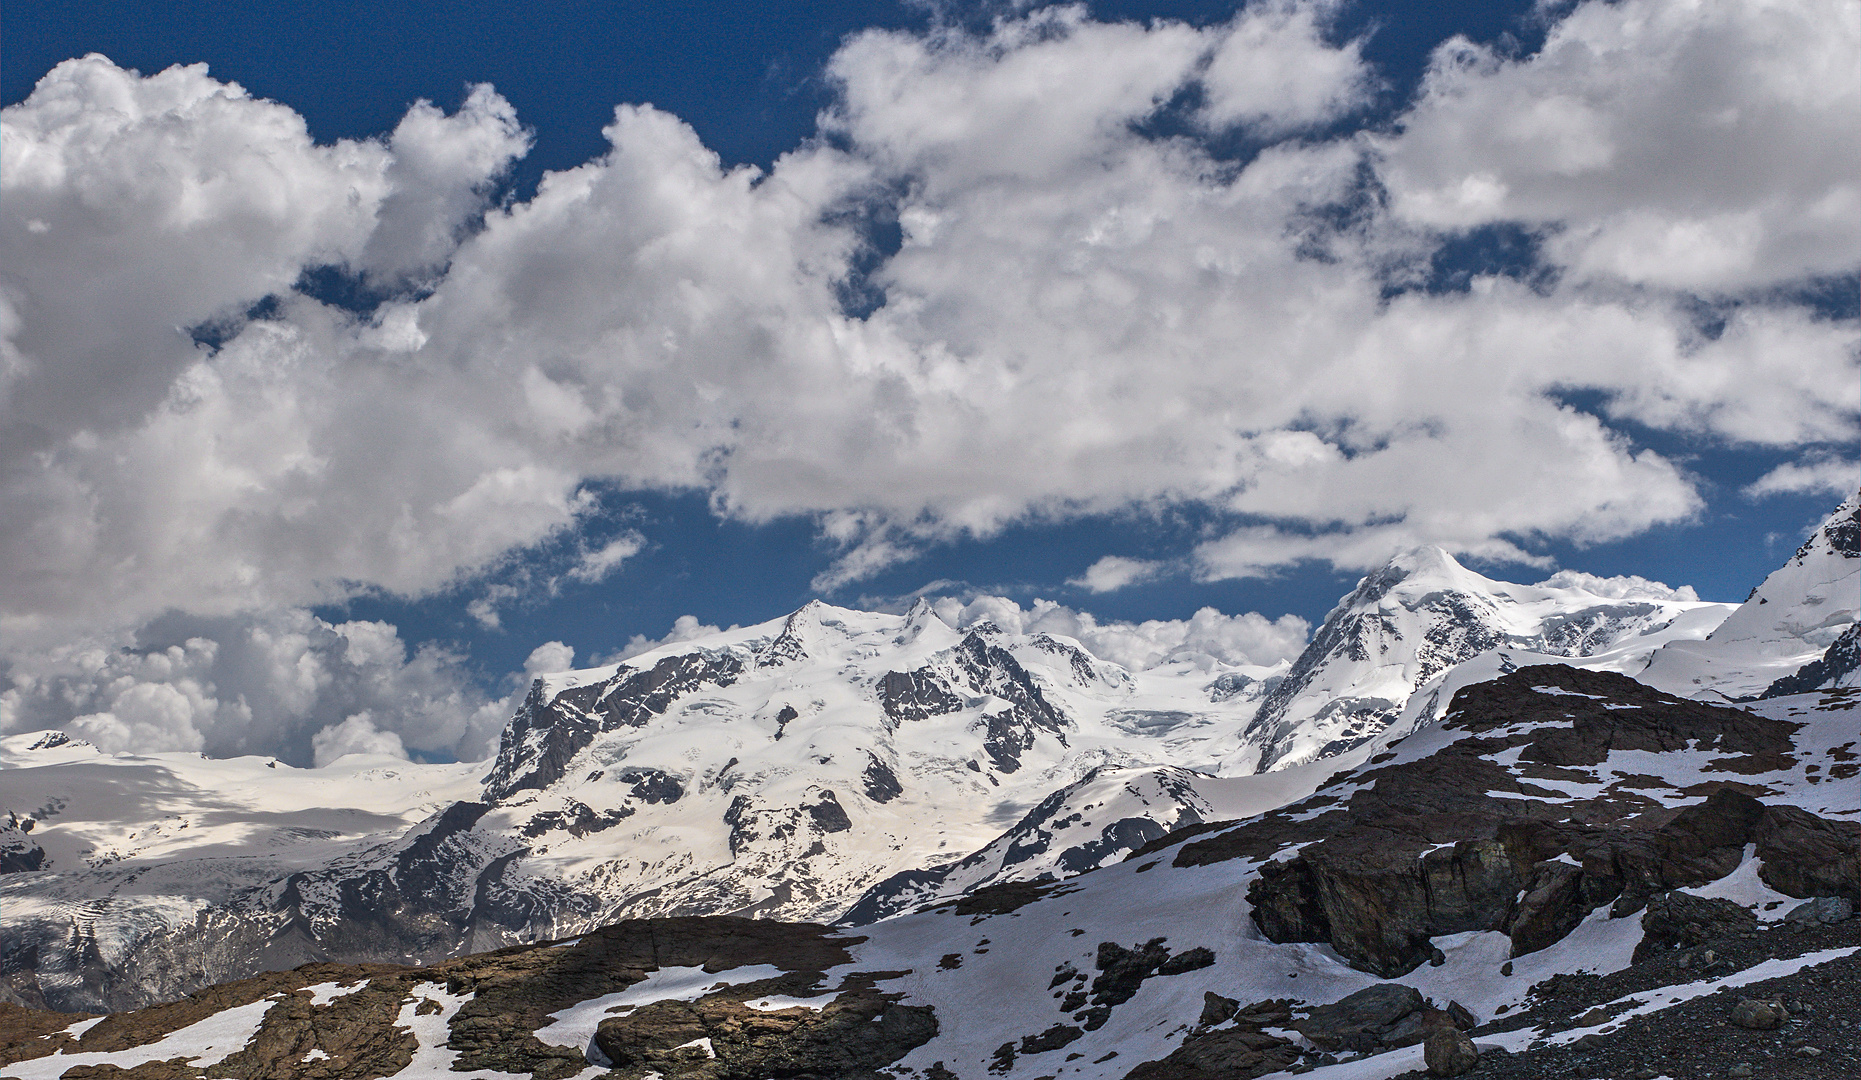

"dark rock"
[0,820,45,875]
[1446,1000,1477,1031]
[862,753,903,802]
[1200,992,1240,1027]
[1755,804,1861,901]
[1423,1026,1480,1077]
[594,987,938,1076]
[615,766,684,804]
[1293,984,1425,1051]
[1020,1024,1084,1054]
[878,669,965,722]
[806,790,852,833]
[1634,892,1758,963]
[1091,939,1173,1007]
[1159,946,1216,976]
[1784,896,1854,927]
[1503,861,1587,957]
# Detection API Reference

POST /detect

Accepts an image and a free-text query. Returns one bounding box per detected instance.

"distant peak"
[1389,544,1463,575]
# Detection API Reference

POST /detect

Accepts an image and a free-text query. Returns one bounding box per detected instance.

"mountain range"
[1,491,1856,1079]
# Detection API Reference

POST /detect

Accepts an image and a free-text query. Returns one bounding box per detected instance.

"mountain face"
[6,665,1856,1080]
[1243,546,1732,772]
[1642,489,1861,701]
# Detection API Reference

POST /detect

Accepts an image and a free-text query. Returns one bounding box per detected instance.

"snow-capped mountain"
[0,543,1759,1013]
[1641,489,1861,701]
[1,600,1310,1010]
[1242,546,1733,771]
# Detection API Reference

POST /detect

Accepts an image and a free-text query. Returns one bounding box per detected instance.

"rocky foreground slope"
[3,665,1856,1079]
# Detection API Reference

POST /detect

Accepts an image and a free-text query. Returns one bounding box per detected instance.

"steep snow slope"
[1642,489,1861,701]
[1243,546,1730,771]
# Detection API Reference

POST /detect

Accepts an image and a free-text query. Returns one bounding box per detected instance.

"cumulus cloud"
[0,609,506,764]
[606,615,731,665]
[1533,570,1699,603]
[1378,0,1861,290]
[1743,456,1859,500]
[930,594,1309,672]
[311,712,409,766]
[0,0,1855,762]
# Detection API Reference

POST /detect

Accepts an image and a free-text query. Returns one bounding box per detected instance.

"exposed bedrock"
[1248,787,1860,977]
[592,984,937,1080]
[1225,665,1860,977]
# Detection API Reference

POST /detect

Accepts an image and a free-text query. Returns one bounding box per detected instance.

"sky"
[2,0,1856,766]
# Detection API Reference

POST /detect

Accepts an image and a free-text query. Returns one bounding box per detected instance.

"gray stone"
[1783,896,1853,927]
[1293,984,1425,1051]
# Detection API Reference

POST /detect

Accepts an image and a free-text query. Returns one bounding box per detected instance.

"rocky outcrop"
[0,818,43,875]
[1632,892,1758,963]
[1763,622,1861,697]
[1177,665,1848,976]
[592,983,937,1079]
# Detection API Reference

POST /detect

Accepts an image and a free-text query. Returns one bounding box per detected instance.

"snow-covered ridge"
[1243,545,1733,772]
[1642,488,1861,700]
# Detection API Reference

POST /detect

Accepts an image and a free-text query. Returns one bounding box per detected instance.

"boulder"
[1729,998,1787,1030]
[1293,984,1425,1052]
[1423,1026,1480,1077]
[1633,892,1758,963]
[1755,806,1861,902]
[1200,992,1240,1027]
[1783,896,1854,928]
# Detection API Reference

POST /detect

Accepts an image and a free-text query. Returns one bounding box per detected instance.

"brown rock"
[1729,998,1787,1030]
[1423,1027,1480,1076]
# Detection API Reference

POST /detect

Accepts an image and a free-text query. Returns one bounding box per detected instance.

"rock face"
[1293,984,1426,1051]
[1633,892,1759,963]
[1204,665,1857,976]
[591,985,938,1079]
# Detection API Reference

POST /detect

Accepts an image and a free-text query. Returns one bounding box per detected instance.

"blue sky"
[3,1,1855,763]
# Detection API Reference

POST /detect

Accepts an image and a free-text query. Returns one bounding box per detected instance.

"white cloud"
[0,609,506,764]
[311,712,410,766]
[1533,570,1699,603]
[1744,456,1860,500]
[0,0,1854,765]
[929,594,1309,672]
[1377,0,1861,290]
[607,615,729,664]
[523,640,576,677]
[1070,555,1168,592]
[1201,0,1371,134]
